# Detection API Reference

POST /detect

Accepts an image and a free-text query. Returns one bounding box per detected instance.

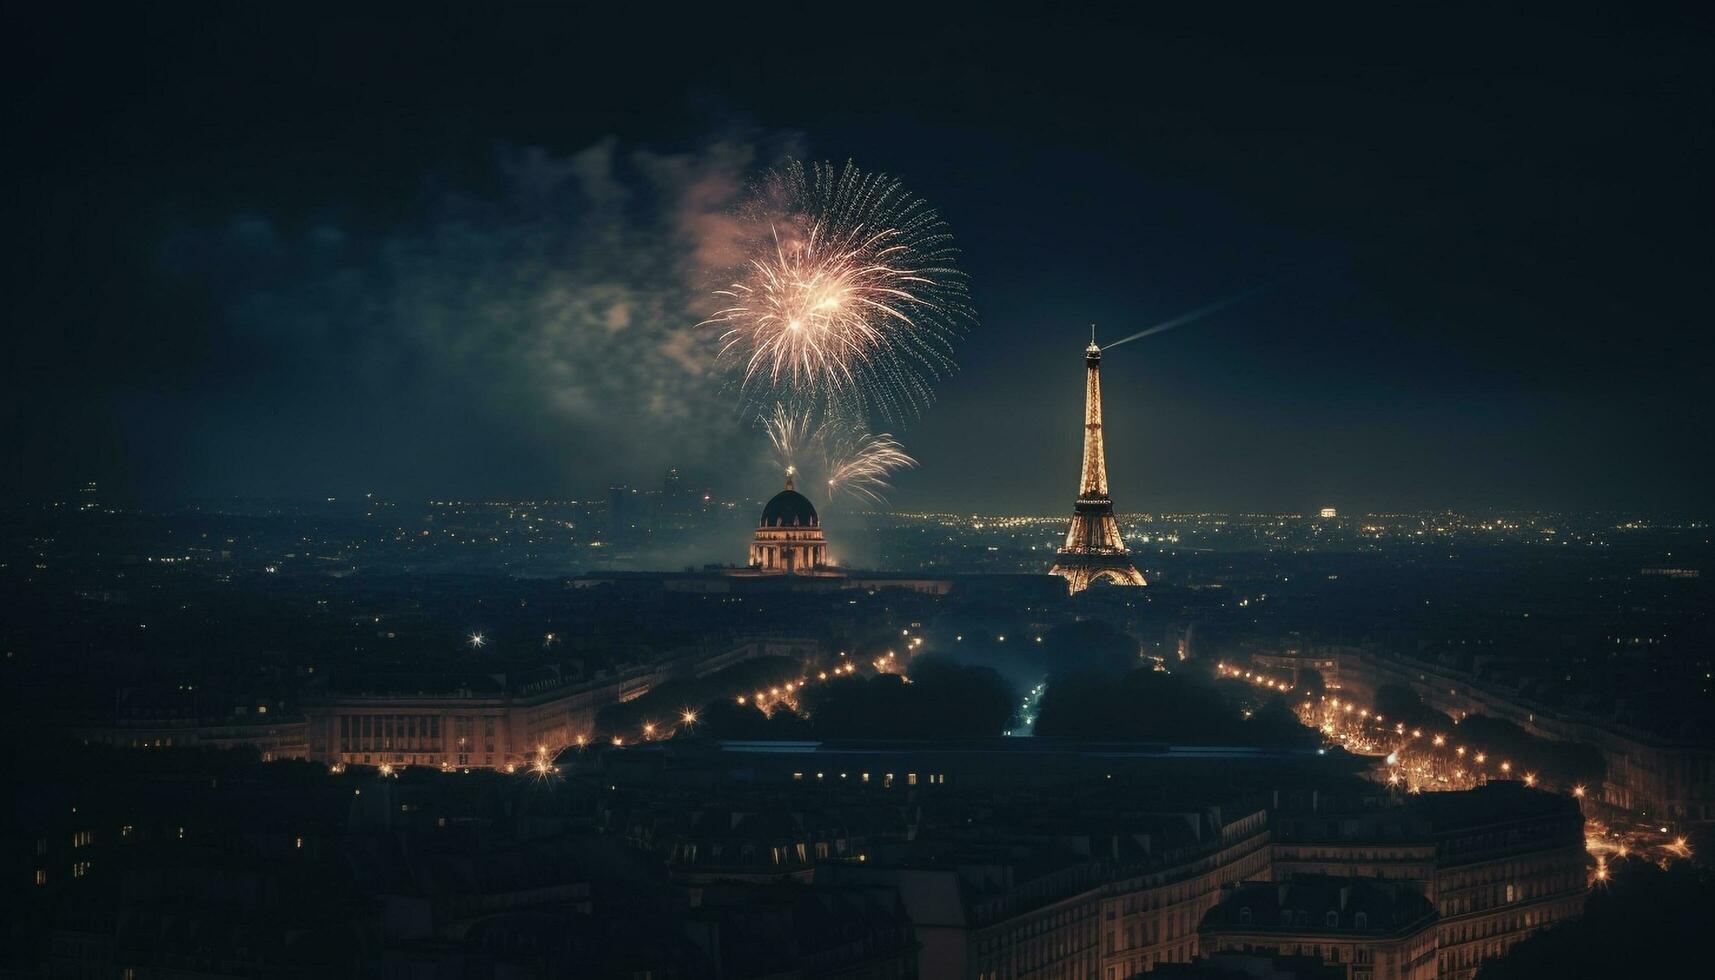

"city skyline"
[4,7,1711,979]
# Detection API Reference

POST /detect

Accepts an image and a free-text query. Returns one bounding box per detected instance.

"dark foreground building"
[8,735,1588,980]
[1201,876,1439,980]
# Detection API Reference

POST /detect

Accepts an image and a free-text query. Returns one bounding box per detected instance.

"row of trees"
[633,619,1320,747]
[692,656,1017,739]
[1374,683,1458,732]
[908,619,1140,694]
[1035,664,1318,746]
[681,619,1143,742]
[1372,684,1605,786]
[1453,714,1605,787]
[593,656,803,734]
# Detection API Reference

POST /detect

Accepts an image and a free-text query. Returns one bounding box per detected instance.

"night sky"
[9,5,1711,513]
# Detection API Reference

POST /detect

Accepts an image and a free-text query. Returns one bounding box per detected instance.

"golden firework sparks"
[763,401,818,473]
[823,426,915,505]
[704,159,972,421]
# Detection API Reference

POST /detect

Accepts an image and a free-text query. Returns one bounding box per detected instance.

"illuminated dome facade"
[749,473,830,573]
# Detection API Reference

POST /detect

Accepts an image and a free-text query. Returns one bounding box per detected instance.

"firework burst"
[704,159,972,420]
[822,426,916,505]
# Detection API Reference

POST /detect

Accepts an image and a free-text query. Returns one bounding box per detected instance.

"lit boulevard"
[1216,662,1694,877]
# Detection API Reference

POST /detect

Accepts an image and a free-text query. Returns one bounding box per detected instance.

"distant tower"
[663,468,693,526]
[607,484,632,541]
[1050,330,1148,593]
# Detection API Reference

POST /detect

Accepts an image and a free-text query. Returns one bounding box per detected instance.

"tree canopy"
[1035,667,1318,746]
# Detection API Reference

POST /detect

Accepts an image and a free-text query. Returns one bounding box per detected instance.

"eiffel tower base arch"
[1050,556,1148,594]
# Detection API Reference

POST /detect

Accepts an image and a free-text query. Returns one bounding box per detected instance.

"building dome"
[748,474,830,575]
[759,488,818,528]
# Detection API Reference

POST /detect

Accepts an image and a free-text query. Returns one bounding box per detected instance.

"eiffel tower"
[1050,329,1148,593]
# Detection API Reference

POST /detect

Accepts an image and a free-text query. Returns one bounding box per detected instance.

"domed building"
[749,470,832,574]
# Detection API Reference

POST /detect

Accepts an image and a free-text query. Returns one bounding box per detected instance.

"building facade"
[1098,807,1274,978]
[1271,807,1437,891]
[304,639,804,771]
[824,805,1273,980]
[1266,783,1587,980]
[1418,785,1587,980]
[1201,876,1439,980]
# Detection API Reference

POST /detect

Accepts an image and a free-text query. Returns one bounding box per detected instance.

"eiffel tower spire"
[1079,333,1109,499]
[1050,335,1147,593]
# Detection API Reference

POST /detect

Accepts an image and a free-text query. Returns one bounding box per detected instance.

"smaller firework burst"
[762,401,818,475]
[759,403,915,506]
[823,426,915,505]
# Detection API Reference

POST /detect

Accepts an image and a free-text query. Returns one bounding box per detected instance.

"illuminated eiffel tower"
[1050,329,1148,593]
